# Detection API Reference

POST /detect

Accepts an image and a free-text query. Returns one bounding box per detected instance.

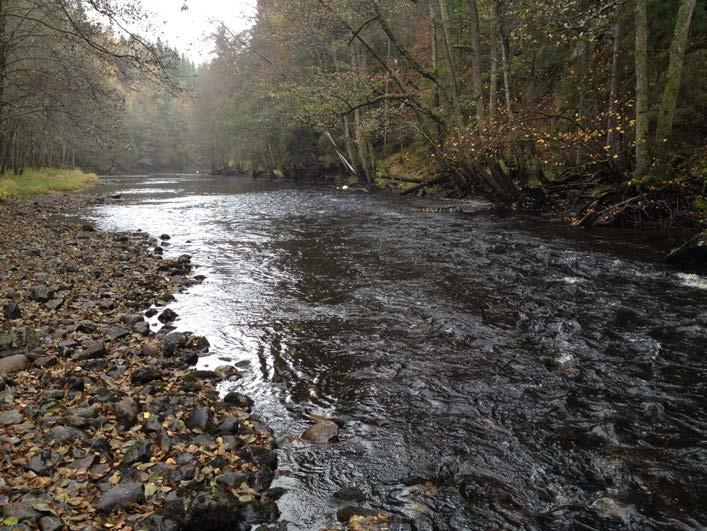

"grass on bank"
[0,168,98,200]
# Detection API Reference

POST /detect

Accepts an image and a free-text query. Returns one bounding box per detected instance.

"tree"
[634,0,649,176]
[655,0,696,144]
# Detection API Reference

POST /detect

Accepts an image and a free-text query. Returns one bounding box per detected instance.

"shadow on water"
[87,174,706,530]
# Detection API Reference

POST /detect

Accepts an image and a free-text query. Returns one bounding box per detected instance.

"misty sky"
[141,0,256,63]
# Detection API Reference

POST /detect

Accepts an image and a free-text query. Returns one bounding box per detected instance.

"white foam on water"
[676,273,707,290]
[562,276,586,284]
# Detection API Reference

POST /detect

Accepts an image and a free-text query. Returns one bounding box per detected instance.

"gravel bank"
[0,192,280,530]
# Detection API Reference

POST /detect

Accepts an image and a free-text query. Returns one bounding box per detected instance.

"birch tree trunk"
[634,0,649,176]
[655,0,696,143]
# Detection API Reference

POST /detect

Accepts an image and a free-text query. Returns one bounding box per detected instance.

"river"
[85,174,706,530]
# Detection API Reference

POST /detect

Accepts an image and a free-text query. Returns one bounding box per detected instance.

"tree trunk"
[0,0,6,172]
[576,40,590,165]
[429,0,442,136]
[493,0,513,119]
[606,12,623,152]
[634,0,649,176]
[267,143,276,177]
[436,0,463,128]
[468,0,484,133]
[655,0,696,143]
[489,25,499,122]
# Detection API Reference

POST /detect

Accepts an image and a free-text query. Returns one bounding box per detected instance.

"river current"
[86,174,706,530]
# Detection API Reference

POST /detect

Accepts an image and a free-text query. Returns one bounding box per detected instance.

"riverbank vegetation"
[0,168,97,200]
[0,0,704,228]
[188,0,705,227]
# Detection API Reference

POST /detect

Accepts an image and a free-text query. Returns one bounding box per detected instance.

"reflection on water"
[87,174,706,530]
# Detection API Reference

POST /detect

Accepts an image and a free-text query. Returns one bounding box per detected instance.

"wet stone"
[301,420,339,444]
[223,392,253,409]
[249,469,274,493]
[158,308,179,323]
[333,487,366,502]
[238,446,277,469]
[133,321,150,335]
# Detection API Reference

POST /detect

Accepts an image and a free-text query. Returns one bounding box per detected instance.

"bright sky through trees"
[141,0,255,63]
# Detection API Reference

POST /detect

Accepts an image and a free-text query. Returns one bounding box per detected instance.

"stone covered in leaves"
[0,193,279,529]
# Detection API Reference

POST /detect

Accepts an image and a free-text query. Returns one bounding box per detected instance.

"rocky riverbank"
[0,192,280,530]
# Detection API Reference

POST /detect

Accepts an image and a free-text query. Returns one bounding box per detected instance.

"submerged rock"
[301,420,339,444]
[333,486,366,502]
[666,229,707,268]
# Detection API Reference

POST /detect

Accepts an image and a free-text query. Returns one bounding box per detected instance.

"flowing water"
[86,174,706,530]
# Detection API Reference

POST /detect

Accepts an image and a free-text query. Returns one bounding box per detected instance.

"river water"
[86,174,706,530]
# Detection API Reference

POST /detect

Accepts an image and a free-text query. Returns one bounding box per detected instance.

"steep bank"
[0,192,280,530]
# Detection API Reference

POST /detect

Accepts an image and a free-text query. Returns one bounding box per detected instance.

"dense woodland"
[0,0,705,226]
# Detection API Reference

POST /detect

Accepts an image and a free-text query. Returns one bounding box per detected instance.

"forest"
[1,2,706,529]
[0,0,705,223]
